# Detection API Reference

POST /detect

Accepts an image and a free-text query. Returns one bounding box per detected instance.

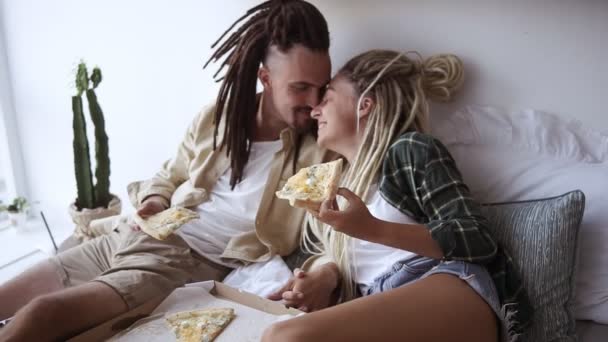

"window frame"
[0,7,28,202]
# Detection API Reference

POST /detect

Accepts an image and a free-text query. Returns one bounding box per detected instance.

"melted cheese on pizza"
[276,159,342,203]
[166,308,235,342]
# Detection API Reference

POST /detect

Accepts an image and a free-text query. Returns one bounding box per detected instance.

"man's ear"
[358,96,375,119]
[258,66,271,90]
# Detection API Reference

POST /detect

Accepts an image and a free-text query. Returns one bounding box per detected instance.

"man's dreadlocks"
[204,0,330,188]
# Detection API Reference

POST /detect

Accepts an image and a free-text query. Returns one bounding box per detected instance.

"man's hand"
[131,195,167,231]
[314,188,377,241]
[137,195,167,218]
[267,263,340,312]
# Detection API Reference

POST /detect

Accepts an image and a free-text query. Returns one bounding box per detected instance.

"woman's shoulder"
[390,130,452,148]
[385,131,450,167]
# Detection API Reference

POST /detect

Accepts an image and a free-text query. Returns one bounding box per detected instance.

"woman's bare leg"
[262,273,498,342]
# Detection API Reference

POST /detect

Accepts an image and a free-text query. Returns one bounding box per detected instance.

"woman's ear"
[358,96,375,119]
[258,66,271,90]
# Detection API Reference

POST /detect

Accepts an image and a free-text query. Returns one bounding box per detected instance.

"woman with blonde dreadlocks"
[264,50,532,342]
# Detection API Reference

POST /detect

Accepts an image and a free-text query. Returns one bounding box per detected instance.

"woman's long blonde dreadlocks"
[204,0,330,188]
[303,50,465,301]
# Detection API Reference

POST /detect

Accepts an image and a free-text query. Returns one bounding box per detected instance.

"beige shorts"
[50,225,230,309]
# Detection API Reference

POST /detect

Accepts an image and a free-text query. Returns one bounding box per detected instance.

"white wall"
[1,0,607,232]
[314,0,608,124]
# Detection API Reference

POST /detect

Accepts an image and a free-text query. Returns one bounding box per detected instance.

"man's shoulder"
[194,103,218,128]
[185,103,223,142]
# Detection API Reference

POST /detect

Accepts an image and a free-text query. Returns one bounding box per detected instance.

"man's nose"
[306,89,320,108]
[310,105,321,119]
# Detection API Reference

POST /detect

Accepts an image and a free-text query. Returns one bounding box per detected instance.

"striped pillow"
[482,190,585,341]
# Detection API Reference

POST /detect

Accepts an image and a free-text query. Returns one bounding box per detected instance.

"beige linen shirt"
[125,104,329,264]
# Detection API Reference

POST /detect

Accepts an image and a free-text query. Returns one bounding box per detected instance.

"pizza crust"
[133,207,200,240]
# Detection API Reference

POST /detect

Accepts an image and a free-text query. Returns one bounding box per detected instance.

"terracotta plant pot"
[68,195,121,241]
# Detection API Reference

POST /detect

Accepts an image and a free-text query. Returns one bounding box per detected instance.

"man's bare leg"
[0,260,65,320]
[0,281,128,342]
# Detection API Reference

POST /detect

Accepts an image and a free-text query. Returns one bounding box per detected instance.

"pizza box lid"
[68,281,302,341]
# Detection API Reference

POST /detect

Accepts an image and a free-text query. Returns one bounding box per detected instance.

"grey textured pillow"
[481,190,585,342]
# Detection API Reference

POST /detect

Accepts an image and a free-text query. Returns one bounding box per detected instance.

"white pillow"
[431,105,608,324]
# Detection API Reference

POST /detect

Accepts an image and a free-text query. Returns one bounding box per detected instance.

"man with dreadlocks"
[0,1,334,340]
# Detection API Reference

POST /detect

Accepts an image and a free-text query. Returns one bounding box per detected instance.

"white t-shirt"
[177,140,283,268]
[353,184,418,293]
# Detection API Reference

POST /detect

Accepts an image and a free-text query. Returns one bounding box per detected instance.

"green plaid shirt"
[379,132,532,334]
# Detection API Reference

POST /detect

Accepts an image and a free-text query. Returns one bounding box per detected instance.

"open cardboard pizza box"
[69,281,303,342]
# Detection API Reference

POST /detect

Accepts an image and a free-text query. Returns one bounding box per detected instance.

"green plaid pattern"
[379,132,532,334]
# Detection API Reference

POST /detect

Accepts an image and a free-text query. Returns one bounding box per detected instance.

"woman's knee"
[262,320,311,342]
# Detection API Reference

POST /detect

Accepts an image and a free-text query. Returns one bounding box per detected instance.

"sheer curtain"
[0,106,9,204]
[0,11,27,203]
[0,108,10,225]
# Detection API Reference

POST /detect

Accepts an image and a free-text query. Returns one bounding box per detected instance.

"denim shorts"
[365,255,509,340]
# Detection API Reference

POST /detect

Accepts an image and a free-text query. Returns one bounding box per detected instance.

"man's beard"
[292,106,314,133]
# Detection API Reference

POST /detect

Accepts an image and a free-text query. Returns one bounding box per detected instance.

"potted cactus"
[68,62,121,241]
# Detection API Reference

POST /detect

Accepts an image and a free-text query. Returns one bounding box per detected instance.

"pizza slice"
[275,159,343,212]
[133,206,200,240]
[165,308,235,342]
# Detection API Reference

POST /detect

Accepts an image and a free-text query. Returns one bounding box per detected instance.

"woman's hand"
[314,188,377,241]
[315,188,445,260]
[267,263,340,312]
